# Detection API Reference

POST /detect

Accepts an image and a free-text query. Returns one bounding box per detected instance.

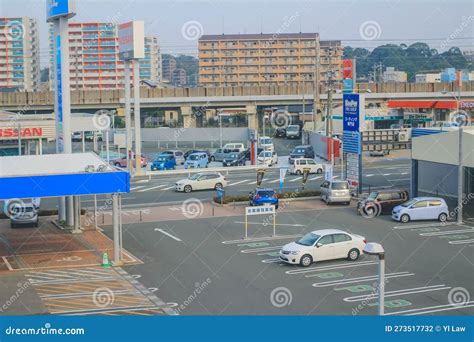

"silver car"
[320,180,351,205]
[161,150,185,165]
[10,203,39,228]
[210,148,237,162]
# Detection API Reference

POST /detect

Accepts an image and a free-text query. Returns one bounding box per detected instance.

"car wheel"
[438,213,448,222]
[348,248,360,261]
[114,162,121,167]
[215,183,223,190]
[296,170,302,176]
[184,185,192,193]
[400,214,410,223]
[300,254,313,267]
[317,168,323,174]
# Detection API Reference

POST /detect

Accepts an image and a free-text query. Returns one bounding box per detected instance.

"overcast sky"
[1,0,473,66]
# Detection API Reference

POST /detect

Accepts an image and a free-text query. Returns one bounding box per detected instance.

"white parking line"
[269,179,281,184]
[2,256,13,271]
[343,285,451,302]
[154,228,182,242]
[138,184,167,192]
[241,246,283,254]
[234,221,305,227]
[289,177,302,182]
[246,180,257,185]
[261,258,281,264]
[449,239,474,245]
[309,176,322,181]
[365,174,374,177]
[385,301,474,316]
[312,272,414,287]
[227,180,250,186]
[420,229,474,236]
[222,234,302,244]
[393,223,447,230]
[304,262,379,277]
[286,261,377,275]
[161,186,175,190]
[130,186,145,191]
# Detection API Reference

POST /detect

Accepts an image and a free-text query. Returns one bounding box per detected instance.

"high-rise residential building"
[162,55,176,83]
[0,17,40,91]
[172,68,187,86]
[198,33,342,87]
[49,22,161,90]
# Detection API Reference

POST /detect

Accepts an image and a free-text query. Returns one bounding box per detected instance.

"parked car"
[369,150,390,157]
[223,152,246,167]
[151,154,176,171]
[285,125,301,139]
[249,188,279,209]
[288,158,324,175]
[274,127,286,137]
[184,149,211,159]
[175,172,227,193]
[320,180,351,205]
[279,229,367,267]
[392,197,449,223]
[10,203,39,228]
[211,148,239,162]
[357,190,409,216]
[289,145,315,164]
[84,131,103,142]
[72,132,82,142]
[257,151,278,166]
[223,143,246,153]
[184,152,209,169]
[259,136,274,151]
[112,155,148,168]
[161,150,185,165]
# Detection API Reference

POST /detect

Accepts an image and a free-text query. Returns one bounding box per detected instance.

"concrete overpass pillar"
[181,106,196,128]
[246,105,258,129]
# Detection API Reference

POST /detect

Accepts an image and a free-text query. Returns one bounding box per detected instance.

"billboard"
[46,0,76,22]
[118,21,145,60]
[343,93,362,132]
[342,60,353,79]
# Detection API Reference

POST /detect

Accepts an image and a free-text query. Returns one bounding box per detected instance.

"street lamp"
[363,242,385,315]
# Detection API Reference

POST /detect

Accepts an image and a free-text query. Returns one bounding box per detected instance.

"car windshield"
[189,174,202,180]
[189,154,199,160]
[229,153,238,158]
[296,233,321,246]
[259,151,271,157]
[261,138,272,144]
[287,126,298,131]
[292,148,304,154]
[155,156,167,162]
[332,182,349,190]
[257,190,274,197]
[401,199,418,207]
[367,192,378,201]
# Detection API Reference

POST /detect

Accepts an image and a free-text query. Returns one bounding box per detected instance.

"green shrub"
[213,190,321,204]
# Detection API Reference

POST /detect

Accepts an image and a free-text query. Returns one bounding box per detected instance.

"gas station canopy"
[0,153,129,199]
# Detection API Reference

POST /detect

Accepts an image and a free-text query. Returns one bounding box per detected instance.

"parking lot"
[102,201,474,315]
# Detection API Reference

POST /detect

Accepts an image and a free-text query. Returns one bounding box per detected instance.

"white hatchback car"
[288,158,324,175]
[257,150,278,166]
[259,136,274,152]
[280,229,367,267]
[175,172,227,193]
[392,197,449,223]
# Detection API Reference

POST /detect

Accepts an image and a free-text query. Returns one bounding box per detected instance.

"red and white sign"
[0,127,43,138]
[342,60,353,79]
[118,21,145,60]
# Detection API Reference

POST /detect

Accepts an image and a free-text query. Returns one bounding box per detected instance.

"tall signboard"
[118,21,145,60]
[343,93,364,193]
[46,0,76,21]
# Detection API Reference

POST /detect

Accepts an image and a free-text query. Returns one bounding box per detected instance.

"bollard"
[140,210,142,222]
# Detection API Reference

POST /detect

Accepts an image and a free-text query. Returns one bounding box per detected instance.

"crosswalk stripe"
[309,176,322,181]
[138,184,167,192]
[130,186,145,191]
[269,179,281,184]
[289,177,302,182]
[227,180,250,186]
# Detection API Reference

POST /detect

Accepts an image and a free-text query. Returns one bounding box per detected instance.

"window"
[429,200,442,207]
[318,235,333,245]
[391,193,402,200]
[413,201,428,208]
[296,233,320,246]
[307,160,316,165]
[331,182,348,190]
[377,193,392,201]
[333,234,351,243]
[298,160,307,165]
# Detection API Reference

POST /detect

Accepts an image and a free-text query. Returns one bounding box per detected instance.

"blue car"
[151,154,176,171]
[249,188,279,209]
[184,152,209,169]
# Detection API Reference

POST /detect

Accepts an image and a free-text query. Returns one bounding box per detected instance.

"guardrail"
[145,165,272,180]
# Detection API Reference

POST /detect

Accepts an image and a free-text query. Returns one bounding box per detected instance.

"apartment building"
[198,33,342,87]
[0,17,40,91]
[382,67,407,83]
[172,68,187,86]
[162,55,176,83]
[49,22,161,90]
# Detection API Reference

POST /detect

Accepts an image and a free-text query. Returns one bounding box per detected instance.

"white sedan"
[257,151,278,166]
[279,229,367,267]
[175,172,227,193]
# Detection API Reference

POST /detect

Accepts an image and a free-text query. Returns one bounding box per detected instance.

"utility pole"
[313,35,321,131]
[325,47,335,167]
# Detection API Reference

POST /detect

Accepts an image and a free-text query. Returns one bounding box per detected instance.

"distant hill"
[162,54,198,86]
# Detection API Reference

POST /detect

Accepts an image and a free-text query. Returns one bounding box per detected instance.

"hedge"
[213,190,321,204]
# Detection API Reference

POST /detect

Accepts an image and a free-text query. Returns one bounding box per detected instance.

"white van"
[288,158,324,175]
[223,143,246,153]
[258,136,274,152]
